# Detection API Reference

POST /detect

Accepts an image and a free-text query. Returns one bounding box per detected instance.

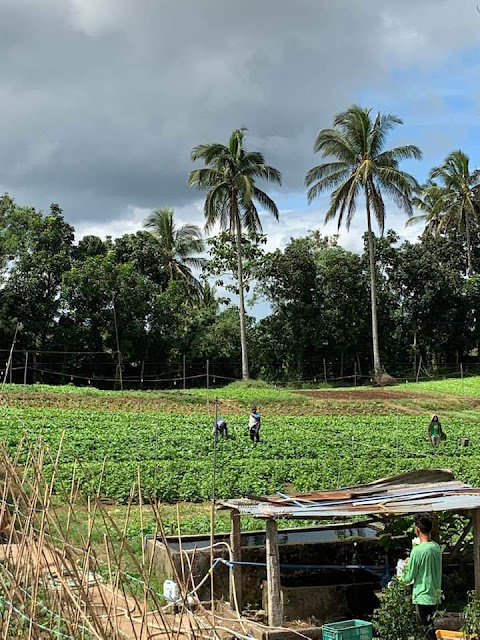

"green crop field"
[1,377,479,564]
[1,378,480,506]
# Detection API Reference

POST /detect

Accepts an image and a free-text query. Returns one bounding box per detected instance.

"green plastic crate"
[322,619,373,640]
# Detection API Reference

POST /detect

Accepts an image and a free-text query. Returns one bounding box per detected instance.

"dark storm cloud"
[0,0,479,231]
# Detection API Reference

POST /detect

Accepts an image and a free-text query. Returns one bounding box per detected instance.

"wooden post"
[229,510,242,611]
[183,354,186,390]
[206,359,210,390]
[431,512,440,544]
[323,358,327,384]
[473,508,480,596]
[112,297,123,391]
[23,352,28,385]
[416,355,422,383]
[266,518,283,627]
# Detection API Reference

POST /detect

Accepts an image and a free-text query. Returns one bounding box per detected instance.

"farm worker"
[248,405,261,443]
[428,415,443,448]
[403,512,442,640]
[213,417,228,439]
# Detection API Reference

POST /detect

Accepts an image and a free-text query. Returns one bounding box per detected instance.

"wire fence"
[0,349,480,390]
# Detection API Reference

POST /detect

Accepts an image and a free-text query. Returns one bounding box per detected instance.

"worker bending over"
[213,417,228,439]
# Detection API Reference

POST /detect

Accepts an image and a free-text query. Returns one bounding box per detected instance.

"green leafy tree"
[305,105,421,375]
[190,307,243,365]
[387,233,468,369]
[189,128,282,379]
[1,203,74,353]
[114,231,168,286]
[430,150,480,275]
[144,206,205,298]
[257,233,369,379]
[205,231,266,295]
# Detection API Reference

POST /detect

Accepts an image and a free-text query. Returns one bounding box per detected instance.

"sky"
[1,0,480,313]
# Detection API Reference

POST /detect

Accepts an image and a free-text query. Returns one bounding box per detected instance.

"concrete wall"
[146,532,386,612]
[262,580,379,624]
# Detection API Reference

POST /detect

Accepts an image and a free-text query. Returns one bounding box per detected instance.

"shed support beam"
[229,509,242,611]
[266,518,283,627]
[431,512,440,544]
[473,508,480,596]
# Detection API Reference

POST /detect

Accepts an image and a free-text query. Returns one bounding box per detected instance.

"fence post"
[112,296,123,391]
[415,355,422,383]
[206,359,210,390]
[323,358,327,384]
[354,361,357,387]
[23,352,28,385]
[183,354,186,390]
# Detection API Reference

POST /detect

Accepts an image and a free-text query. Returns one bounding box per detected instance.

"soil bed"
[294,389,438,401]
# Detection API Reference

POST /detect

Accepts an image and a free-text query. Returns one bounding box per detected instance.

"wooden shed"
[218,469,480,627]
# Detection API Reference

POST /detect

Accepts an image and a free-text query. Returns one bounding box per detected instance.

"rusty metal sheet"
[219,469,480,519]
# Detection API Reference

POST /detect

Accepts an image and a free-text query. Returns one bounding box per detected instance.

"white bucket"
[163,579,180,602]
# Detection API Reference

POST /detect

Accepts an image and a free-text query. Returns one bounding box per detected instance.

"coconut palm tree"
[189,128,282,379]
[406,180,449,235]
[144,206,205,298]
[305,105,421,376]
[430,150,480,275]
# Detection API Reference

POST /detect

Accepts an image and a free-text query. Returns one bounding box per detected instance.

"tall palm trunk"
[465,208,473,276]
[366,195,382,375]
[232,196,249,380]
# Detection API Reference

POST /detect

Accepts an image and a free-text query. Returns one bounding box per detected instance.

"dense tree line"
[1,103,480,386]
[0,193,478,386]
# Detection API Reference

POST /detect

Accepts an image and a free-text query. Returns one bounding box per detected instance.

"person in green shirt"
[403,512,442,640]
[428,415,443,448]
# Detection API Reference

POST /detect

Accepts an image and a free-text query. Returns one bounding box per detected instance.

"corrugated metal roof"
[218,469,480,519]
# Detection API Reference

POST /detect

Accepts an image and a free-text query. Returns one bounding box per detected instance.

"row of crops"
[2,407,479,503]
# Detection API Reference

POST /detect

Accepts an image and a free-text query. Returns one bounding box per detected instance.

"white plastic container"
[396,559,406,576]
[163,579,180,602]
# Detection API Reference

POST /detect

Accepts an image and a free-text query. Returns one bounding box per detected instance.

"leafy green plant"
[462,590,480,637]
[374,579,421,640]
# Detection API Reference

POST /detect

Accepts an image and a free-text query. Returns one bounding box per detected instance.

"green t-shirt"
[431,423,440,437]
[403,541,442,605]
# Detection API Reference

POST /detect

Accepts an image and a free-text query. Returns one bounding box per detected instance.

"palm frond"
[253,187,279,219]
[376,144,422,163]
[405,214,428,228]
[306,168,352,202]
[249,163,282,184]
[368,180,386,234]
[305,161,350,185]
[242,203,262,234]
[182,256,207,270]
[190,143,228,164]
[370,112,403,156]
[324,174,359,229]
[203,182,229,232]
[313,129,357,163]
